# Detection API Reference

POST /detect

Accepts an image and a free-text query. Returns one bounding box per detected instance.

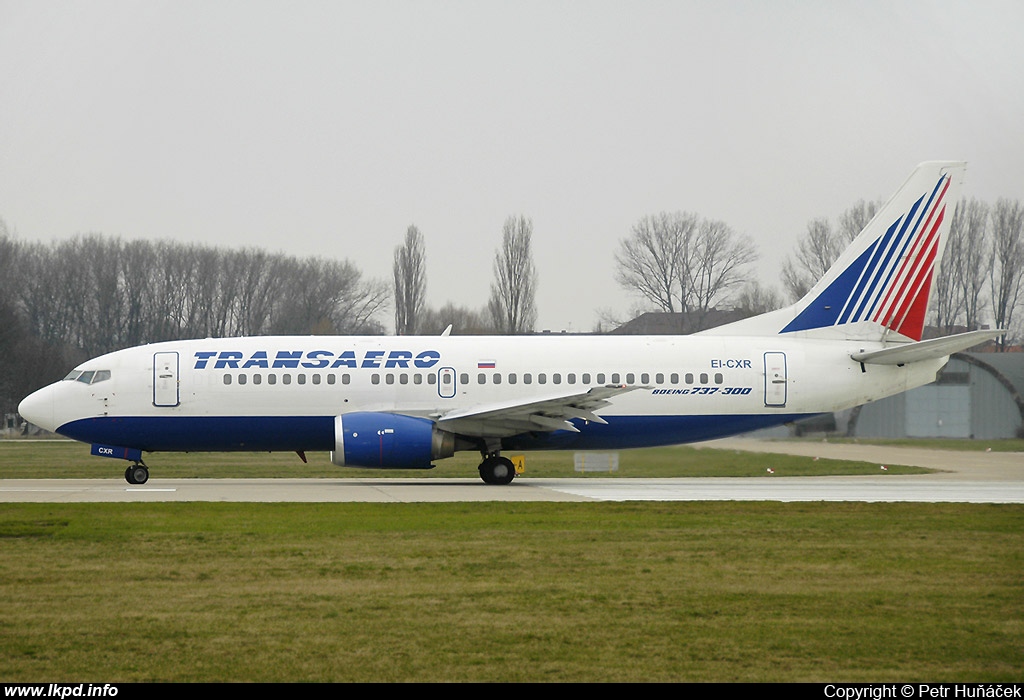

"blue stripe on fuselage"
[504,414,817,451]
[57,416,336,453]
[56,413,815,454]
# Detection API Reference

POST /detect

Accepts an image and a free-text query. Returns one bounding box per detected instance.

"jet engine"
[331,412,456,469]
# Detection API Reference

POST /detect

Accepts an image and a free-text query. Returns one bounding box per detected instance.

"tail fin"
[702,161,966,341]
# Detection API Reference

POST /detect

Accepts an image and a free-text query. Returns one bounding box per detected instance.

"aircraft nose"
[18,385,57,432]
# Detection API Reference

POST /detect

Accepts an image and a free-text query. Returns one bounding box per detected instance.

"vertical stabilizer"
[701,161,966,341]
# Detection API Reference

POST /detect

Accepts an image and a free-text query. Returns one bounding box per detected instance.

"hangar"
[848,352,1024,440]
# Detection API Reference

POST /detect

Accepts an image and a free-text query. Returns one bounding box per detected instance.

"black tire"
[479,456,515,485]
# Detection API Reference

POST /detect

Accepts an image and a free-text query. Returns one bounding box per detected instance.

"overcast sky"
[2,0,1022,333]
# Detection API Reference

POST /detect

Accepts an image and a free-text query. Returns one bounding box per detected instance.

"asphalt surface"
[1,438,1020,503]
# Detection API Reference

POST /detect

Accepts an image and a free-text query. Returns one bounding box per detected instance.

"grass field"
[0,501,1020,682]
[1,439,1021,682]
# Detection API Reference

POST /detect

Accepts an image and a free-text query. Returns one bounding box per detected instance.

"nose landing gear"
[124,462,149,485]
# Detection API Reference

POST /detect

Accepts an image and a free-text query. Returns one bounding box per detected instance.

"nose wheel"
[124,463,149,485]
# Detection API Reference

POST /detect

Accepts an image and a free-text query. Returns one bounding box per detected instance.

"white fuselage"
[19,334,944,456]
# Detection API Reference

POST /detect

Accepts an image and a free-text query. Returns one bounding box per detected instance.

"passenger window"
[524,373,532,385]
[552,373,561,385]
[611,373,620,384]
[493,373,502,385]
[413,374,422,385]
[298,374,307,385]
[671,373,679,384]
[656,373,664,383]
[313,374,322,385]
[343,374,351,385]
[268,374,277,385]
[596,373,605,384]
[385,374,394,385]
[238,374,247,385]
[253,374,262,385]
[538,373,547,384]
[582,373,591,384]
[508,373,517,385]
[283,374,292,385]
[223,375,232,385]
[567,373,576,385]
[640,373,649,384]
[372,374,380,385]
[327,374,336,385]
[715,373,724,384]
[399,374,408,385]
[460,373,469,385]
[478,373,486,385]
[626,373,635,384]
[700,373,709,384]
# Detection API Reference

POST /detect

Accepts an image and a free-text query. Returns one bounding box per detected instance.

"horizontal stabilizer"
[850,329,1004,365]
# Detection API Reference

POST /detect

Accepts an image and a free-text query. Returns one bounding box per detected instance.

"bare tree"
[931,224,966,335]
[488,215,537,334]
[781,218,842,302]
[989,198,1024,349]
[273,257,388,335]
[687,219,758,326]
[932,198,990,334]
[419,302,495,335]
[393,225,427,335]
[614,212,697,313]
[837,199,882,243]
[734,280,783,316]
[958,200,991,332]
[615,211,757,328]
[781,200,883,303]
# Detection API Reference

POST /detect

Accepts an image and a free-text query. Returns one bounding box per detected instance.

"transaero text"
[193,349,442,370]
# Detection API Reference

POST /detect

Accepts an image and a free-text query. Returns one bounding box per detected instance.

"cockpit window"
[64,370,111,385]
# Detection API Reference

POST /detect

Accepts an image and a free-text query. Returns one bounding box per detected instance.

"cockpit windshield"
[62,369,111,385]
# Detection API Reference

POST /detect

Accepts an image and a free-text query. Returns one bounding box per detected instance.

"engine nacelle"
[331,412,456,469]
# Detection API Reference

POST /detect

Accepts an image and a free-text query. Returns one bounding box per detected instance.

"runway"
[1,438,1021,503]
[0,475,1021,503]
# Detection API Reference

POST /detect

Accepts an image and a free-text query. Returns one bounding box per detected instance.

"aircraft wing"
[436,385,641,437]
[850,329,1005,365]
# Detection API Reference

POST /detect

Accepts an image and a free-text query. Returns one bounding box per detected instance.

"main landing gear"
[124,462,149,485]
[478,453,516,485]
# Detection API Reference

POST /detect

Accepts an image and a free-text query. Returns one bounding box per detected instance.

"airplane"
[18,161,1003,485]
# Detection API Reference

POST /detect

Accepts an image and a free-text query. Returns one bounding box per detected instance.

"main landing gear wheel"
[478,455,516,485]
[124,464,149,485]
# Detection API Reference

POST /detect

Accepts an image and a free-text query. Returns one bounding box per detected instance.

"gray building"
[848,352,1024,439]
